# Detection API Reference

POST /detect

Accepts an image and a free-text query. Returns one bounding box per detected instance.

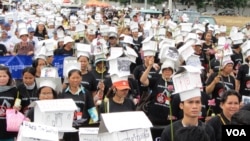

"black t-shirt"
[81,72,98,92]
[0,44,7,56]
[146,77,174,125]
[160,120,215,141]
[58,86,95,126]
[0,87,18,139]
[133,64,160,95]
[236,64,250,96]
[17,83,38,115]
[231,50,243,71]
[202,42,215,60]
[99,98,135,113]
[54,48,74,56]
[206,72,235,114]
[207,113,230,141]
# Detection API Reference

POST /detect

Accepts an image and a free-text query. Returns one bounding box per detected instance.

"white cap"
[35,77,62,93]
[222,55,234,69]
[19,28,28,37]
[63,36,74,45]
[179,87,201,101]
[76,43,91,58]
[159,59,175,74]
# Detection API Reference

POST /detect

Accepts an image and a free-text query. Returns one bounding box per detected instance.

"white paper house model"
[98,111,153,141]
[30,99,77,132]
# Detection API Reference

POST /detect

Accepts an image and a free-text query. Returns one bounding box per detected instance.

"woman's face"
[78,56,89,71]
[36,59,46,72]
[115,89,129,99]
[162,68,173,80]
[68,71,82,87]
[38,24,45,32]
[20,35,28,42]
[0,70,9,86]
[221,95,240,118]
[39,87,54,100]
[205,33,212,41]
[223,63,233,74]
[23,72,35,86]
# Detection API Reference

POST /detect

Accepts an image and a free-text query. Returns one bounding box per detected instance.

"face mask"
[25,82,36,90]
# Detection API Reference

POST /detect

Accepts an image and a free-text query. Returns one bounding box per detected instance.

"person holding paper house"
[26,77,59,122]
[17,67,38,115]
[160,87,215,141]
[0,66,19,141]
[59,68,98,141]
[139,59,175,125]
[206,55,236,115]
[207,90,241,141]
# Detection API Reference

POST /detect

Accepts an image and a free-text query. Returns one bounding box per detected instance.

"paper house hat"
[179,87,201,101]
[180,23,192,32]
[40,67,59,78]
[173,65,202,95]
[75,43,91,58]
[130,22,139,32]
[99,24,110,36]
[122,35,135,45]
[241,40,250,55]
[159,59,175,74]
[110,74,130,90]
[184,33,198,43]
[35,77,62,93]
[221,55,234,69]
[87,24,97,35]
[141,36,158,56]
[158,41,179,62]
[63,57,81,77]
[124,46,138,63]
[178,40,195,61]
[186,54,204,69]
[230,32,244,45]
[219,25,227,33]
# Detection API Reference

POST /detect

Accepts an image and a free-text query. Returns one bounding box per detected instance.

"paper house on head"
[17,121,59,141]
[40,67,59,78]
[241,40,250,55]
[30,99,77,132]
[63,57,80,78]
[172,65,202,93]
[230,32,244,45]
[179,87,201,101]
[178,41,195,61]
[79,128,100,141]
[108,57,131,77]
[186,54,204,69]
[98,111,153,141]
